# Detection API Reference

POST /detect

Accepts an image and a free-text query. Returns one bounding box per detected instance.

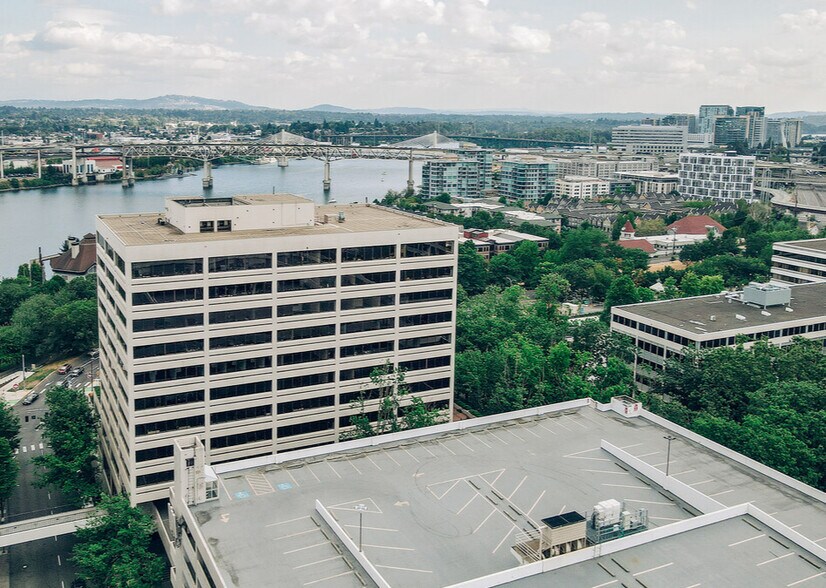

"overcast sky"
[2,0,824,113]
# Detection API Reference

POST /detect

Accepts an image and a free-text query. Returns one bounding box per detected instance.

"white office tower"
[678,152,756,202]
[766,119,803,149]
[95,194,458,503]
[611,125,688,155]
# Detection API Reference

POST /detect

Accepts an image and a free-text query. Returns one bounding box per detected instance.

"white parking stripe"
[303,571,354,586]
[688,479,715,486]
[457,494,478,515]
[363,544,415,551]
[526,490,546,515]
[473,509,497,534]
[728,533,765,547]
[708,489,735,497]
[283,542,328,554]
[757,552,794,566]
[267,515,311,528]
[293,556,341,570]
[633,562,674,576]
[788,572,826,586]
[591,581,618,588]
[375,565,433,574]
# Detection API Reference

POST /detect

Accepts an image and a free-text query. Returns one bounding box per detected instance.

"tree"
[72,494,167,588]
[457,241,488,295]
[560,228,607,262]
[34,386,99,506]
[489,254,521,287]
[50,299,98,355]
[601,276,640,321]
[10,294,57,358]
[535,273,570,316]
[0,438,19,514]
[0,399,20,451]
[634,218,666,237]
[510,240,541,287]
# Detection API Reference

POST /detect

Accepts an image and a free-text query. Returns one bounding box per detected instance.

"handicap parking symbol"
[277,482,293,491]
[234,490,251,500]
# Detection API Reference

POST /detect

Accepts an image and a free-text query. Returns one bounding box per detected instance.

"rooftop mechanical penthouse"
[94,194,458,503]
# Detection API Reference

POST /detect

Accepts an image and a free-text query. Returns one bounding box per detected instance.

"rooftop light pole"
[355,504,368,552]
[664,435,677,476]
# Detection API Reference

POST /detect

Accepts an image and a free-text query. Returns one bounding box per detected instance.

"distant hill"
[0,94,270,111]
[301,104,664,119]
[302,104,358,113]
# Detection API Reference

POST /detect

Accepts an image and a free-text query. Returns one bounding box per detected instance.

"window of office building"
[216,219,232,232]
[340,340,394,358]
[134,365,204,386]
[277,276,336,293]
[135,390,205,411]
[200,221,214,233]
[132,287,203,306]
[339,412,379,427]
[277,371,335,390]
[277,249,336,267]
[134,339,204,359]
[277,419,334,438]
[136,470,174,487]
[340,317,394,335]
[211,428,272,449]
[131,258,203,279]
[277,348,335,366]
[135,414,204,436]
[401,266,454,281]
[133,313,204,332]
[341,271,395,287]
[210,331,272,350]
[210,380,272,401]
[208,253,272,273]
[408,377,450,393]
[209,306,272,324]
[135,445,175,463]
[339,364,387,381]
[209,282,272,298]
[400,311,452,327]
[277,395,335,414]
[277,324,335,342]
[340,295,395,311]
[399,334,451,350]
[400,289,453,304]
[339,387,382,404]
[210,356,272,375]
[277,300,335,317]
[401,241,454,257]
[211,404,272,425]
[399,355,451,372]
[341,245,396,262]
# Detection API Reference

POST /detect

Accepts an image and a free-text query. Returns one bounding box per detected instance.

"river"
[0,158,423,278]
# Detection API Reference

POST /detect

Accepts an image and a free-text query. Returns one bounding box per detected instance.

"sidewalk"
[0,372,29,407]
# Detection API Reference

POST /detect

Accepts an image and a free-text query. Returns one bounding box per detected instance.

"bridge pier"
[407,156,415,193]
[322,159,331,191]
[122,156,130,187]
[202,159,213,189]
[0,151,4,180]
[71,147,79,186]
[37,150,42,179]
[278,156,289,168]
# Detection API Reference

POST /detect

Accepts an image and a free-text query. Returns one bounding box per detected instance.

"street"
[3,354,96,588]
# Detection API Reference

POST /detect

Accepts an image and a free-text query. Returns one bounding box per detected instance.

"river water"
[0,159,423,278]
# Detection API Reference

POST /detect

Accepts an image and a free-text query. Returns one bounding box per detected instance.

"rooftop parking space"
[195,405,826,587]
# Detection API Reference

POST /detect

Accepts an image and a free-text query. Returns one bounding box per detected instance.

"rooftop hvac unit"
[735,314,746,321]
[742,282,791,308]
[709,315,717,321]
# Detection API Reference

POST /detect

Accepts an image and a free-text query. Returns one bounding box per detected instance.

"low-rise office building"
[611,125,688,155]
[678,152,756,202]
[771,238,826,284]
[611,282,826,389]
[460,228,549,259]
[95,194,458,503]
[554,176,610,200]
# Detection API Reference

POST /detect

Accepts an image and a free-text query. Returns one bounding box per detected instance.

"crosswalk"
[14,442,44,455]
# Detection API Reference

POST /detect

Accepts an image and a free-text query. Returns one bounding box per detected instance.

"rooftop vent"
[735,314,746,321]
[742,282,791,308]
[709,315,717,321]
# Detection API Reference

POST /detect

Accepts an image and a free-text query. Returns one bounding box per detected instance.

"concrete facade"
[611,125,688,155]
[678,152,756,202]
[94,194,458,503]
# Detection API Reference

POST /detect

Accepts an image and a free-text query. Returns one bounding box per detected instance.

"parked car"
[89,349,99,359]
[69,367,84,377]
[58,363,72,375]
[22,391,39,405]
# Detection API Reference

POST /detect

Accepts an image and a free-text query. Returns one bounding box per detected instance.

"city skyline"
[2,0,825,113]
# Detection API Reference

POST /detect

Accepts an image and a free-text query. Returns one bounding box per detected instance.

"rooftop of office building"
[183,399,826,588]
[98,194,450,247]
[613,282,826,335]
[776,238,826,254]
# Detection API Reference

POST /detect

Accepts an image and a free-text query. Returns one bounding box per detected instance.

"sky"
[1,0,825,113]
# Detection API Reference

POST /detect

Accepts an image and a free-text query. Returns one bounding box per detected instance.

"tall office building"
[499,157,557,202]
[95,194,458,503]
[661,113,697,133]
[766,119,803,148]
[611,125,688,155]
[678,152,756,202]
[712,116,750,146]
[736,106,767,148]
[698,104,733,134]
[421,159,483,199]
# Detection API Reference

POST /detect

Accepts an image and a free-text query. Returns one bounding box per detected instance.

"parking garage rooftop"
[184,400,826,588]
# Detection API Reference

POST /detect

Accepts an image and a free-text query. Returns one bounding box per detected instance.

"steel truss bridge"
[0,142,450,190]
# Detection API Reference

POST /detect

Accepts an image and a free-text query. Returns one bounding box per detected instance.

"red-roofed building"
[666,215,725,236]
[49,234,97,280]
[617,238,655,254]
[620,221,636,240]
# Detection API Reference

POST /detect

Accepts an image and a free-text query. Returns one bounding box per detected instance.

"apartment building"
[712,116,750,146]
[766,119,803,149]
[552,155,657,180]
[610,282,826,389]
[736,106,766,148]
[610,125,688,155]
[678,152,756,202]
[421,159,483,199]
[554,175,610,200]
[771,238,826,284]
[499,157,557,203]
[94,194,458,503]
[698,104,733,134]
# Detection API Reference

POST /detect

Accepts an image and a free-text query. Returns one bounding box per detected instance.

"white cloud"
[780,8,826,30]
